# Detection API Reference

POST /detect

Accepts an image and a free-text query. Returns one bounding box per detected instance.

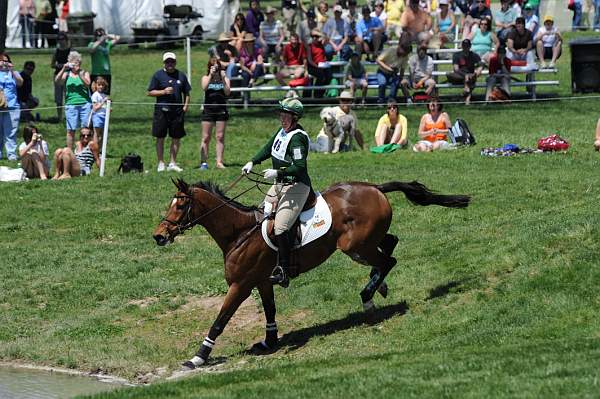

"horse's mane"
[191,180,258,212]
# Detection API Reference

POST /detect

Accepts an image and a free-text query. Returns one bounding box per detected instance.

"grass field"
[1,33,600,398]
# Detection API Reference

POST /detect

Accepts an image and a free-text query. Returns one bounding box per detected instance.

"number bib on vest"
[271,128,309,162]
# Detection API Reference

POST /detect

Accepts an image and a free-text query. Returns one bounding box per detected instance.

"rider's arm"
[278,134,308,178]
[251,133,277,164]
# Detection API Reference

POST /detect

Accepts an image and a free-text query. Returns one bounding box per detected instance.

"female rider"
[241,98,311,288]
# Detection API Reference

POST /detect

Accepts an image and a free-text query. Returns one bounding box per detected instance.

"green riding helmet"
[278,97,304,118]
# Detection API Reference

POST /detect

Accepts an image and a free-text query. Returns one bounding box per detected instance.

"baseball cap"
[163,52,176,61]
[461,38,471,47]
[333,4,343,12]
[543,15,554,23]
[438,0,449,4]
[523,3,532,9]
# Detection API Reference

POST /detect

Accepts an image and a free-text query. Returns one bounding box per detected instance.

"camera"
[35,133,43,142]
[64,62,74,72]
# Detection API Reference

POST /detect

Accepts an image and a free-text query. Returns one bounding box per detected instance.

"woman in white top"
[19,124,49,179]
[259,7,284,63]
[535,16,563,68]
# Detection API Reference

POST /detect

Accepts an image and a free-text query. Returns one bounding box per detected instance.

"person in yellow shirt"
[385,0,405,39]
[374,100,408,146]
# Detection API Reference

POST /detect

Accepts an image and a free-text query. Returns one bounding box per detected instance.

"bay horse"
[153,178,469,369]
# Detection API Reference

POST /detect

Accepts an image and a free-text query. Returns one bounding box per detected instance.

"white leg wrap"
[266,322,278,332]
[202,337,215,348]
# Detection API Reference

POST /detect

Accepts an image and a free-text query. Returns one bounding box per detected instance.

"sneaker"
[540,61,548,69]
[548,62,556,69]
[157,162,166,172]
[199,162,208,170]
[167,163,183,172]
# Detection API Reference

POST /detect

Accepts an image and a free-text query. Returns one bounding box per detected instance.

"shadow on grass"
[250,301,409,354]
[426,280,463,300]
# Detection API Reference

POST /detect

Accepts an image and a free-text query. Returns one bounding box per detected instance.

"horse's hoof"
[181,361,196,371]
[377,282,388,298]
[251,340,277,354]
[363,299,376,312]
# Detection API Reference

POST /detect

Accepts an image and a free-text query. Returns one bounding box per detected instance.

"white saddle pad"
[261,192,332,250]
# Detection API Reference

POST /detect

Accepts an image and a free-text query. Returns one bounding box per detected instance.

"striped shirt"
[75,145,95,174]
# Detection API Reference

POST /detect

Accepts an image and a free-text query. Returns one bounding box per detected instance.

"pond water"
[0,367,119,399]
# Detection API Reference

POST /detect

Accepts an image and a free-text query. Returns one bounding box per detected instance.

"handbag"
[537,134,569,151]
[118,153,144,173]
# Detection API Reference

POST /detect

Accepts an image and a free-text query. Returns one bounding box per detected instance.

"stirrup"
[269,265,289,288]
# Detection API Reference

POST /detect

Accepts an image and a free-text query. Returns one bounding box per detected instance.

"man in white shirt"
[535,15,563,68]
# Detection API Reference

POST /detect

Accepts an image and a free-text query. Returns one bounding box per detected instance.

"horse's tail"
[376,181,470,208]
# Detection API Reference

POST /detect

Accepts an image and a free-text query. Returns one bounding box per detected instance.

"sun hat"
[310,29,325,38]
[217,32,232,42]
[338,90,354,100]
[265,6,276,13]
[162,52,176,61]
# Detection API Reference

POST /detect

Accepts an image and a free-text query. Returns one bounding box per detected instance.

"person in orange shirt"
[413,99,452,152]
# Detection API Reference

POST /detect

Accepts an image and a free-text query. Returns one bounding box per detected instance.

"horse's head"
[153,178,195,246]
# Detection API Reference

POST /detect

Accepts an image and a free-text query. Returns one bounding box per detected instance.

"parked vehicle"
[130,4,204,48]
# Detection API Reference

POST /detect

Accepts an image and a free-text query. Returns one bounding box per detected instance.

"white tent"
[6,0,240,48]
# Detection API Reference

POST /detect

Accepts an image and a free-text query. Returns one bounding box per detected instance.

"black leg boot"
[269,231,291,288]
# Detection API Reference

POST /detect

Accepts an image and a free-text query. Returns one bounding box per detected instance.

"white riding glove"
[263,169,278,180]
[241,161,253,174]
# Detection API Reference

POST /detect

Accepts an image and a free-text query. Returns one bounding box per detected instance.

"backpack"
[449,118,476,146]
[118,153,144,173]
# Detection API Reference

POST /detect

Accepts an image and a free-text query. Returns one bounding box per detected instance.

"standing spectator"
[52,127,99,179]
[200,57,231,170]
[230,13,247,51]
[374,100,408,146]
[213,33,239,79]
[259,7,285,63]
[297,9,318,45]
[55,51,91,148]
[523,3,539,37]
[571,0,583,31]
[0,53,24,161]
[307,30,332,98]
[275,33,308,86]
[446,39,482,105]
[51,32,71,122]
[506,17,535,68]
[88,28,120,95]
[413,99,451,152]
[282,0,305,36]
[375,35,411,104]
[486,45,512,101]
[91,77,109,144]
[147,52,191,172]
[469,17,499,65]
[594,0,600,31]
[385,0,405,39]
[323,5,352,61]
[17,61,39,123]
[57,0,69,32]
[315,1,331,30]
[245,0,264,37]
[239,33,265,87]
[355,5,385,61]
[19,124,49,180]
[400,0,433,45]
[34,0,53,48]
[494,0,517,42]
[535,16,563,68]
[462,0,492,40]
[594,118,600,150]
[344,51,368,105]
[401,45,436,103]
[433,0,456,48]
[19,0,36,48]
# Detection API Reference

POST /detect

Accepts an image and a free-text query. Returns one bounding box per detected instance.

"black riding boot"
[269,231,291,288]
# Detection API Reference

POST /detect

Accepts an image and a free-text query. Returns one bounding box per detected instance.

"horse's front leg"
[183,282,252,369]
[252,281,278,351]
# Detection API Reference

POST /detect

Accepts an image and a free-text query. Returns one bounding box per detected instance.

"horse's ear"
[172,178,189,194]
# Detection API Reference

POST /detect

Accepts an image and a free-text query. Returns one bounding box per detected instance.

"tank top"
[471,27,493,56]
[423,115,447,142]
[75,144,95,173]
[437,12,452,33]
[65,73,91,105]
[202,80,228,116]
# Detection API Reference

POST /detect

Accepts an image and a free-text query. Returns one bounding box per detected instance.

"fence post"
[186,37,192,86]
[99,100,111,177]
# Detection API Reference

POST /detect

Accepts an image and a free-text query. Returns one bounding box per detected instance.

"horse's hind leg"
[183,283,252,369]
[373,234,399,298]
[252,282,279,351]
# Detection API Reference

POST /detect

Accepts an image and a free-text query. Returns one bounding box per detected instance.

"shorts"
[201,111,229,122]
[345,78,368,88]
[65,103,92,131]
[92,112,106,129]
[152,107,186,139]
[543,47,560,60]
[413,140,450,151]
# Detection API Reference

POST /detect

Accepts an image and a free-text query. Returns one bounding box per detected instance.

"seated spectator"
[399,0,432,45]
[239,33,265,87]
[91,76,109,144]
[374,100,408,146]
[259,6,284,63]
[275,33,308,85]
[594,118,600,151]
[355,5,385,61]
[433,0,456,48]
[281,0,306,37]
[245,0,264,37]
[323,5,352,61]
[52,127,99,179]
[0,52,24,161]
[413,99,451,152]
[506,17,535,69]
[213,33,239,79]
[469,17,499,65]
[371,1,388,36]
[446,39,483,105]
[523,3,539,37]
[297,9,318,45]
[535,16,562,68]
[401,45,435,103]
[315,1,331,30]
[19,124,49,180]
[462,0,492,40]
[494,0,517,43]
[486,45,512,101]
[17,60,39,123]
[344,51,368,105]
[230,12,247,51]
[343,0,360,43]
[307,29,332,98]
[384,0,405,40]
[376,33,411,104]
